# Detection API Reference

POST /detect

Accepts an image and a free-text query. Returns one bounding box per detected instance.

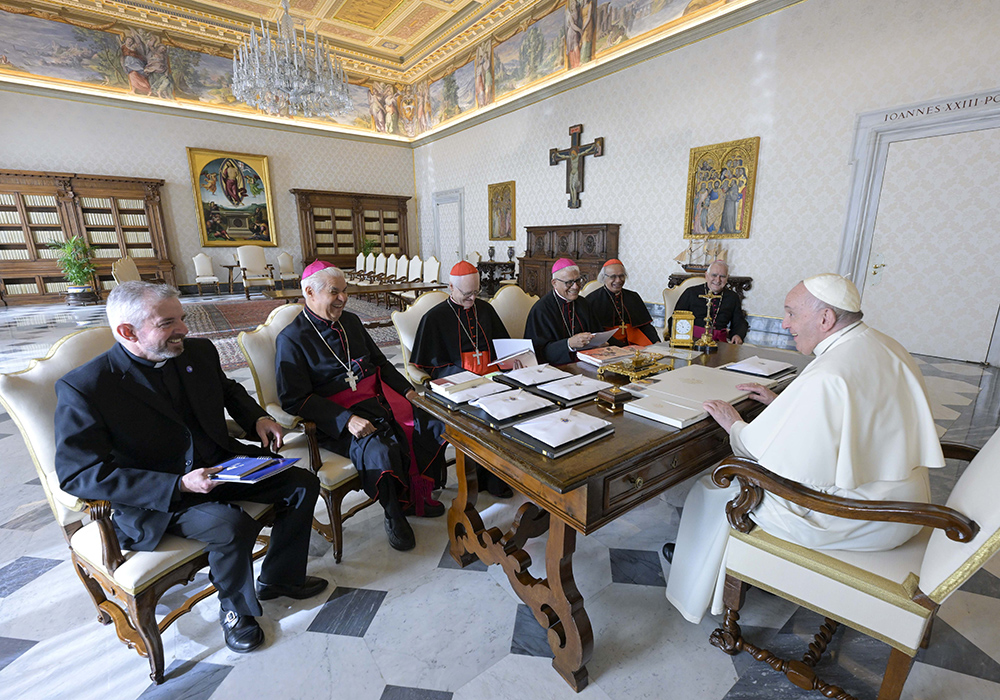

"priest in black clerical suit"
[672,260,748,344]
[55,282,324,654]
[524,257,601,365]
[275,261,446,552]
[589,259,659,346]
[410,260,511,378]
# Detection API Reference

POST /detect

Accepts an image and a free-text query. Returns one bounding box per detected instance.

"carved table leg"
[445,447,593,691]
[448,450,484,567]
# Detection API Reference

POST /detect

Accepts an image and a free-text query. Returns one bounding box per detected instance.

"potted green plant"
[48,236,98,305]
[361,237,379,257]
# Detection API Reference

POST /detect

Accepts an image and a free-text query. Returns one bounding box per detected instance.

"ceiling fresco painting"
[0,0,767,141]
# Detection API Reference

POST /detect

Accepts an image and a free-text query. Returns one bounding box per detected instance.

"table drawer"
[603,433,729,509]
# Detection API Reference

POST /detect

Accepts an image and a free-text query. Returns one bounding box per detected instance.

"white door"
[861,128,1000,362]
[432,189,464,279]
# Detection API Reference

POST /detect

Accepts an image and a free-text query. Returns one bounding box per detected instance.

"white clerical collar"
[813,321,866,356]
[554,289,573,303]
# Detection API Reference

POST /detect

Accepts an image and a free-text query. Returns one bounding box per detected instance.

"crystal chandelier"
[232,0,353,118]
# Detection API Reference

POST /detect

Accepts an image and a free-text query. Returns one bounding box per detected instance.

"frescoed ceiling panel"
[0,0,790,141]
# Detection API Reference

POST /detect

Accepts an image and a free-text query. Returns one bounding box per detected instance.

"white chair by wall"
[0,328,274,683]
[237,304,374,563]
[399,256,439,307]
[489,284,539,338]
[391,291,449,387]
[192,253,220,296]
[276,252,299,290]
[347,252,366,280]
[392,255,409,283]
[406,255,423,282]
[237,245,275,300]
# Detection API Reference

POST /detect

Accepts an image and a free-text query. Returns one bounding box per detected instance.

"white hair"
[106,281,180,342]
[301,265,346,293]
[707,260,729,275]
[449,270,480,286]
[552,264,580,279]
[598,263,627,284]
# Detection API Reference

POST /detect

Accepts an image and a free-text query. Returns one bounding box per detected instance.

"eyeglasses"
[554,276,585,288]
[605,274,626,281]
[455,288,480,300]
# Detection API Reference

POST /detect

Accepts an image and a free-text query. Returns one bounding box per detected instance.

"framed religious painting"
[187,148,277,247]
[488,180,516,241]
[683,137,760,240]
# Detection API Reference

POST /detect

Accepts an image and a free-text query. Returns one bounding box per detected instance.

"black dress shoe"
[662,542,675,564]
[403,499,446,518]
[384,513,415,551]
[487,479,514,499]
[219,608,264,653]
[256,575,329,601]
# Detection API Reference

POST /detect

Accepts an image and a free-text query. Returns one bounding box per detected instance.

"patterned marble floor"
[1,298,999,700]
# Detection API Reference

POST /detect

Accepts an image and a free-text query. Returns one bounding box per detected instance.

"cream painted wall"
[413,0,1000,318]
[0,91,415,286]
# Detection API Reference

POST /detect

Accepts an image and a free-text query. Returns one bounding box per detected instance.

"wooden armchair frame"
[708,444,982,700]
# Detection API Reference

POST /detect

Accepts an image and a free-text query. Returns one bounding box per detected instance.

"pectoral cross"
[620,321,628,336]
[346,370,358,391]
[696,291,722,348]
[549,124,604,208]
[473,348,483,363]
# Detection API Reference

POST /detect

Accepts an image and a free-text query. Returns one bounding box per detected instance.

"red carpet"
[184,298,398,371]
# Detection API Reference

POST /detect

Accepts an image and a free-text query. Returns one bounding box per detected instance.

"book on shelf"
[0,249,29,260]
[210,455,300,483]
[576,344,647,367]
[24,195,56,207]
[501,408,614,459]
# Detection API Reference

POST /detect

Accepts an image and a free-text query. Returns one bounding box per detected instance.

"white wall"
[0,91,415,286]
[413,0,1000,317]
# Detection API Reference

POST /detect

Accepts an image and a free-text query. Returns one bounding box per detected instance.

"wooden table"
[414,343,808,692]
[221,264,241,294]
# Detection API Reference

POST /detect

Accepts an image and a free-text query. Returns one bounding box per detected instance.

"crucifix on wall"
[549,124,604,208]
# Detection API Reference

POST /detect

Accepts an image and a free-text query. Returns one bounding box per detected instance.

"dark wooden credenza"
[518,223,619,297]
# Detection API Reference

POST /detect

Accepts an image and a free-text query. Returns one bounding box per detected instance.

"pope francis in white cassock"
[665,273,945,624]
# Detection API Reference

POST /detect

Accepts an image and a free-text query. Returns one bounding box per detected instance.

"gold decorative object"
[598,348,673,381]
[596,385,631,414]
[695,290,721,349]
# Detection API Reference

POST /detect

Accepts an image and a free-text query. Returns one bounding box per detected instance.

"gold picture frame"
[488,180,516,241]
[187,148,277,247]
[684,137,760,240]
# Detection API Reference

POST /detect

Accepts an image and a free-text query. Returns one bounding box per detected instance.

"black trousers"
[168,467,319,617]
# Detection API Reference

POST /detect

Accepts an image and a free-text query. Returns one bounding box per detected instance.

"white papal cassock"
[665,322,945,624]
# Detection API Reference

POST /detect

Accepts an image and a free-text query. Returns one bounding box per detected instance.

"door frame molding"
[431,188,465,265]
[837,88,1000,287]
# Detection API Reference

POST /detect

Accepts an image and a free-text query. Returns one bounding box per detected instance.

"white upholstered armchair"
[708,433,1000,700]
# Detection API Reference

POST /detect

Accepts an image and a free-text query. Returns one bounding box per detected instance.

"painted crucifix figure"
[549,124,604,209]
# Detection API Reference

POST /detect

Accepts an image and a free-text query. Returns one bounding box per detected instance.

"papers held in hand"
[502,408,614,458]
[211,455,299,483]
[579,328,618,351]
[721,355,796,378]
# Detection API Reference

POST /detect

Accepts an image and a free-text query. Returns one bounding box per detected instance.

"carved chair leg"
[129,591,166,685]
[802,618,839,667]
[72,556,112,625]
[877,648,915,700]
[710,574,747,656]
[327,485,347,564]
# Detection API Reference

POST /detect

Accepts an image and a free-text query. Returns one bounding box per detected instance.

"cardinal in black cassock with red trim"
[410,261,511,378]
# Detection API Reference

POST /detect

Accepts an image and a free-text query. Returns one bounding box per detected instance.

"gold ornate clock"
[671,311,696,347]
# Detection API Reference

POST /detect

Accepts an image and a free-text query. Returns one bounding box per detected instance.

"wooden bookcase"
[0,170,174,304]
[292,189,410,270]
[518,223,620,297]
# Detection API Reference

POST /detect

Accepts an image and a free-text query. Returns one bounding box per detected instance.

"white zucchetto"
[803,274,861,313]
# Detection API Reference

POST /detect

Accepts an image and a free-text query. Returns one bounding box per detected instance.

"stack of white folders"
[530,374,614,407]
[459,389,557,429]
[623,364,778,428]
[501,408,614,458]
[498,363,572,387]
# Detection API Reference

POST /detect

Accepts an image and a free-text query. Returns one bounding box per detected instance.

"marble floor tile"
[135,660,233,700]
[307,586,387,637]
[0,636,36,673]
[0,556,61,597]
[608,548,666,587]
[0,502,52,532]
[509,604,554,658]
[381,686,453,700]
